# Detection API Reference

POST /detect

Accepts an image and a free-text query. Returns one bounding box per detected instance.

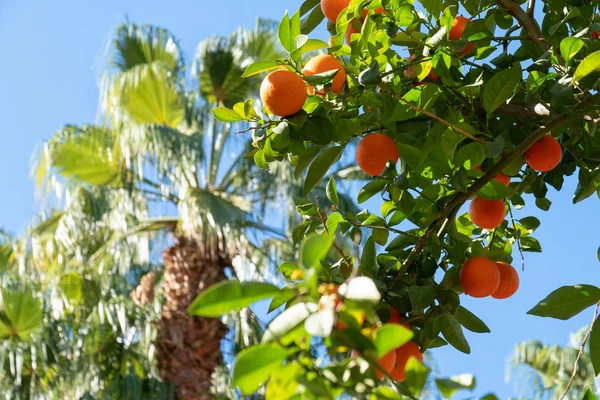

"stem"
[559,301,600,400]
[316,196,353,268]
[508,205,526,271]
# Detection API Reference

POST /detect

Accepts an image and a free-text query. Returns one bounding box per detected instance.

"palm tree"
[510,327,600,399]
[29,18,360,399]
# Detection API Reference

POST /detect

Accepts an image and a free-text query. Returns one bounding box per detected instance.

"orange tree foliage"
[193,0,600,397]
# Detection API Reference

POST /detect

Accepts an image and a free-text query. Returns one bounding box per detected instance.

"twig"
[396,97,487,145]
[508,206,526,271]
[397,92,600,275]
[316,196,353,268]
[236,121,276,135]
[559,301,600,400]
[490,36,530,41]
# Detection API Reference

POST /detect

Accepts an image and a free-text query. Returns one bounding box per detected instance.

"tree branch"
[495,0,550,53]
[398,92,600,273]
[559,301,600,400]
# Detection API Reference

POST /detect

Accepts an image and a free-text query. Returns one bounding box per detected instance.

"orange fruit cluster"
[459,256,519,299]
[259,55,346,117]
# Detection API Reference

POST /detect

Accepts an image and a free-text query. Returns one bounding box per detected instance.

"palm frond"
[0,288,43,341]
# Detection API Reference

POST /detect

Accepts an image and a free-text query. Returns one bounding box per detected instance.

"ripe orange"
[459,256,501,298]
[303,54,347,95]
[457,41,474,56]
[356,133,399,176]
[449,16,471,40]
[474,165,510,187]
[469,196,506,229]
[260,70,307,117]
[321,0,351,22]
[390,341,423,381]
[376,350,397,379]
[524,135,562,172]
[388,309,410,329]
[492,262,519,299]
[593,31,600,39]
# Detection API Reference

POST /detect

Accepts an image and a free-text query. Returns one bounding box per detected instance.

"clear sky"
[0,1,598,398]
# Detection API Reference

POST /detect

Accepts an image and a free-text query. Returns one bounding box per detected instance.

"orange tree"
[191,0,600,398]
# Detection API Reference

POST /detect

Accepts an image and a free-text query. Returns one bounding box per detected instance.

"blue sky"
[0,1,598,398]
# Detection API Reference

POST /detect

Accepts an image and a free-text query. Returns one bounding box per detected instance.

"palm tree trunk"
[157,236,229,400]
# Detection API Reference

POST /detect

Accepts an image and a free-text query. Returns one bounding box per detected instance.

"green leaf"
[439,314,470,354]
[476,180,511,200]
[435,374,476,399]
[303,146,343,195]
[301,3,325,34]
[358,60,382,86]
[242,60,282,78]
[358,179,389,203]
[360,236,377,277]
[535,197,552,211]
[560,37,584,63]
[294,146,321,180]
[573,50,600,83]
[232,344,288,395]
[404,358,430,396]
[212,107,245,122]
[0,288,43,341]
[326,178,339,206]
[262,302,318,343]
[454,142,486,169]
[59,273,84,305]
[278,11,301,53]
[519,216,540,233]
[482,66,521,115]
[486,136,505,158]
[589,318,600,376]
[266,362,302,399]
[269,287,296,313]
[527,285,600,320]
[455,306,490,333]
[375,324,413,357]
[520,236,542,252]
[299,233,334,268]
[407,286,436,312]
[290,38,329,60]
[583,389,599,400]
[188,281,280,317]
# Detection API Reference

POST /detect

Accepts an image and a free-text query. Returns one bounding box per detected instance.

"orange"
[524,135,562,172]
[303,54,346,95]
[321,0,351,22]
[469,196,506,229]
[449,16,471,40]
[428,70,439,80]
[260,70,307,117]
[356,133,399,176]
[474,165,510,187]
[390,342,423,381]
[593,31,600,39]
[375,350,397,379]
[345,22,360,46]
[457,41,474,56]
[492,262,519,299]
[459,256,500,298]
[388,309,410,329]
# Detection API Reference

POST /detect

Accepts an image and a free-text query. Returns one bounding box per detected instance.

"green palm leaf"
[121,64,184,127]
[0,288,43,341]
[40,125,123,187]
[111,23,182,74]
